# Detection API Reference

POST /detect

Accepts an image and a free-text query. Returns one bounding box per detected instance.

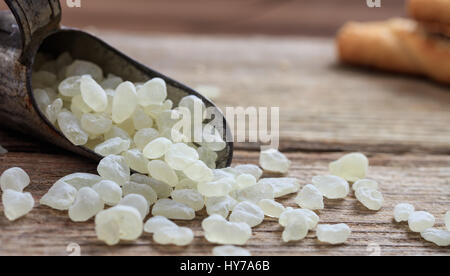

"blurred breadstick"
[336,18,421,74]
[409,0,450,26]
[337,18,450,84]
[420,21,450,37]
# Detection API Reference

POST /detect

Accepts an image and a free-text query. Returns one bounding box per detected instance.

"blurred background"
[1,0,406,36]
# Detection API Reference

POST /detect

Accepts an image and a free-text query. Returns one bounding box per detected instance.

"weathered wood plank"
[0,150,448,256]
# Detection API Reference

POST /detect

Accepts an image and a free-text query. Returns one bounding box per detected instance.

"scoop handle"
[5,0,61,65]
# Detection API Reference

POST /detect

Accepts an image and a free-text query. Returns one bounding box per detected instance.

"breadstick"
[337,18,450,84]
[409,0,450,26]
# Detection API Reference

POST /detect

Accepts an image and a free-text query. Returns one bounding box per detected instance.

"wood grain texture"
[0,33,449,256]
[0,149,449,256]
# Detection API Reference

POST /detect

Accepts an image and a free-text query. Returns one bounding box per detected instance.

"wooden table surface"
[0,31,449,256]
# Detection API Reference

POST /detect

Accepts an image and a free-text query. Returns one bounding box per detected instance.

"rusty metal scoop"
[0,0,233,167]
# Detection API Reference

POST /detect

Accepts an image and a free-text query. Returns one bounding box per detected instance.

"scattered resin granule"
[316,224,351,245]
[2,189,34,221]
[408,211,435,233]
[393,203,415,223]
[329,153,368,182]
[0,167,30,192]
[259,148,291,174]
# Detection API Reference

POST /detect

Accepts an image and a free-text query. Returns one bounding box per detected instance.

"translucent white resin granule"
[144,216,178,233]
[408,211,435,232]
[122,149,149,174]
[130,173,172,199]
[393,203,415,223]
[45,98,63,124]
[352,179,379,191]
[235,182,274,204]
[58,76,82,97]
[355,187,383,211]
[119,194,149,220]
[176,178,198,190]
[92,180,122,206]
[165,143,199,170]
[213,246,251,256]
[97,155,130,186]
[147,160,179,187]
[236,174,257,190]
[80,113,112,136]
[152,199,195,220]
[0,167,30,192]
[233,164,263,180]
[183,160,214,183]
[137,78,167,106]
[282,214,309,242]
[329,153,369,182]
[312,175,349,199]
[153,227,194,246]
[80,75,108,112]
[95,137,131,156]
[295,184,324,210]
[446,211,450,231]
[197,177,234,197]
[279,208,319,230]
[132,107,154,130]
[143,137,172,159]
[205,196,238,218]
[316,224,351,244]
[259,148,291,174]
[156,110,182,133]
[68,187,104,222]
[171,189,205,211]
[105,126,131,142]
[71,94,92,117]
[112,81,138,124]
[95,205,143,246]
[40,181,78,210]
[57,111,88,146]
[118,119,137,138]
[122,182,157,206]
[229,201,265,227]
[66,60,103,81]
[2,189,34,221]
[420,228,450,247]
[179,95,206,119]
[258,178,300,198]
[214,168,238,180]
[134,128,160,151]
[202,214,252,245]
[258,199,285,218]
[59,173,101,190]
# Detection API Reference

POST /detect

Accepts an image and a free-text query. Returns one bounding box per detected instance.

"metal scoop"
[0,0,233,168]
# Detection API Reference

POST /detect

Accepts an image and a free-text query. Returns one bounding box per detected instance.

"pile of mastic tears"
[0,53,449,256]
